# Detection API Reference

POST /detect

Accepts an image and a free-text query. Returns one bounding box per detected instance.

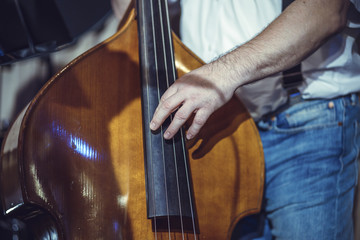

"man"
[148,0,360,239]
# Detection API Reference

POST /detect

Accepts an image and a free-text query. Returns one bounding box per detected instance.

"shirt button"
[328,101,334,109]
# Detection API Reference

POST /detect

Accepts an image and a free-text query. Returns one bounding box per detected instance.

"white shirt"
[180,0,360,104]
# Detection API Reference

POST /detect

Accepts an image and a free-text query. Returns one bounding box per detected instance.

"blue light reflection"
[113,221,119,232]
[70,135,98,159]
[52,122,100,161]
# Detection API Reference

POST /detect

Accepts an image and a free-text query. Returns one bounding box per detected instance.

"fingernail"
[186,133,193,140]
[164,131,171,139]
[150,121,156,130]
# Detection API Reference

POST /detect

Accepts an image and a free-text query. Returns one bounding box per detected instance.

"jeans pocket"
[273,100,338,133]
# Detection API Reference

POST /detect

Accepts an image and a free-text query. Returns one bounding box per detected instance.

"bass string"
[142,0,159,238]
[164,2,198,240]
[149,0,174,239]
[157,0,186,239]
[149,0,172,238]
[157,0,197,239]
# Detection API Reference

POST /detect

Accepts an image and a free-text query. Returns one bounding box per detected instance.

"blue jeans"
[234,93,360,240]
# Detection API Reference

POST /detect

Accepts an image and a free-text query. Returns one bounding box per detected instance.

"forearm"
[150,0,351,140]
[212,0,350,91]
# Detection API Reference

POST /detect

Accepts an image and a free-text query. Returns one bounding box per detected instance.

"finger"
[163,103,196,139]
[153,85,180,117]
[186,108,212,140]
[152,85,178,116]
[160,84,178,102]
[150,93,184,131]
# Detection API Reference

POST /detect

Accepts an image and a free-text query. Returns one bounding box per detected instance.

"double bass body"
[0,6,264,239]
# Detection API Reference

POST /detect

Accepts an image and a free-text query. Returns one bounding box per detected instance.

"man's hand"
[150,64,237,140]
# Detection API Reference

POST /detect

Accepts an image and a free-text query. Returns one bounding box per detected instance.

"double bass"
[0,0,264,239]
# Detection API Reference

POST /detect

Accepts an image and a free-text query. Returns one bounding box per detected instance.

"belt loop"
[350,93,358,105]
